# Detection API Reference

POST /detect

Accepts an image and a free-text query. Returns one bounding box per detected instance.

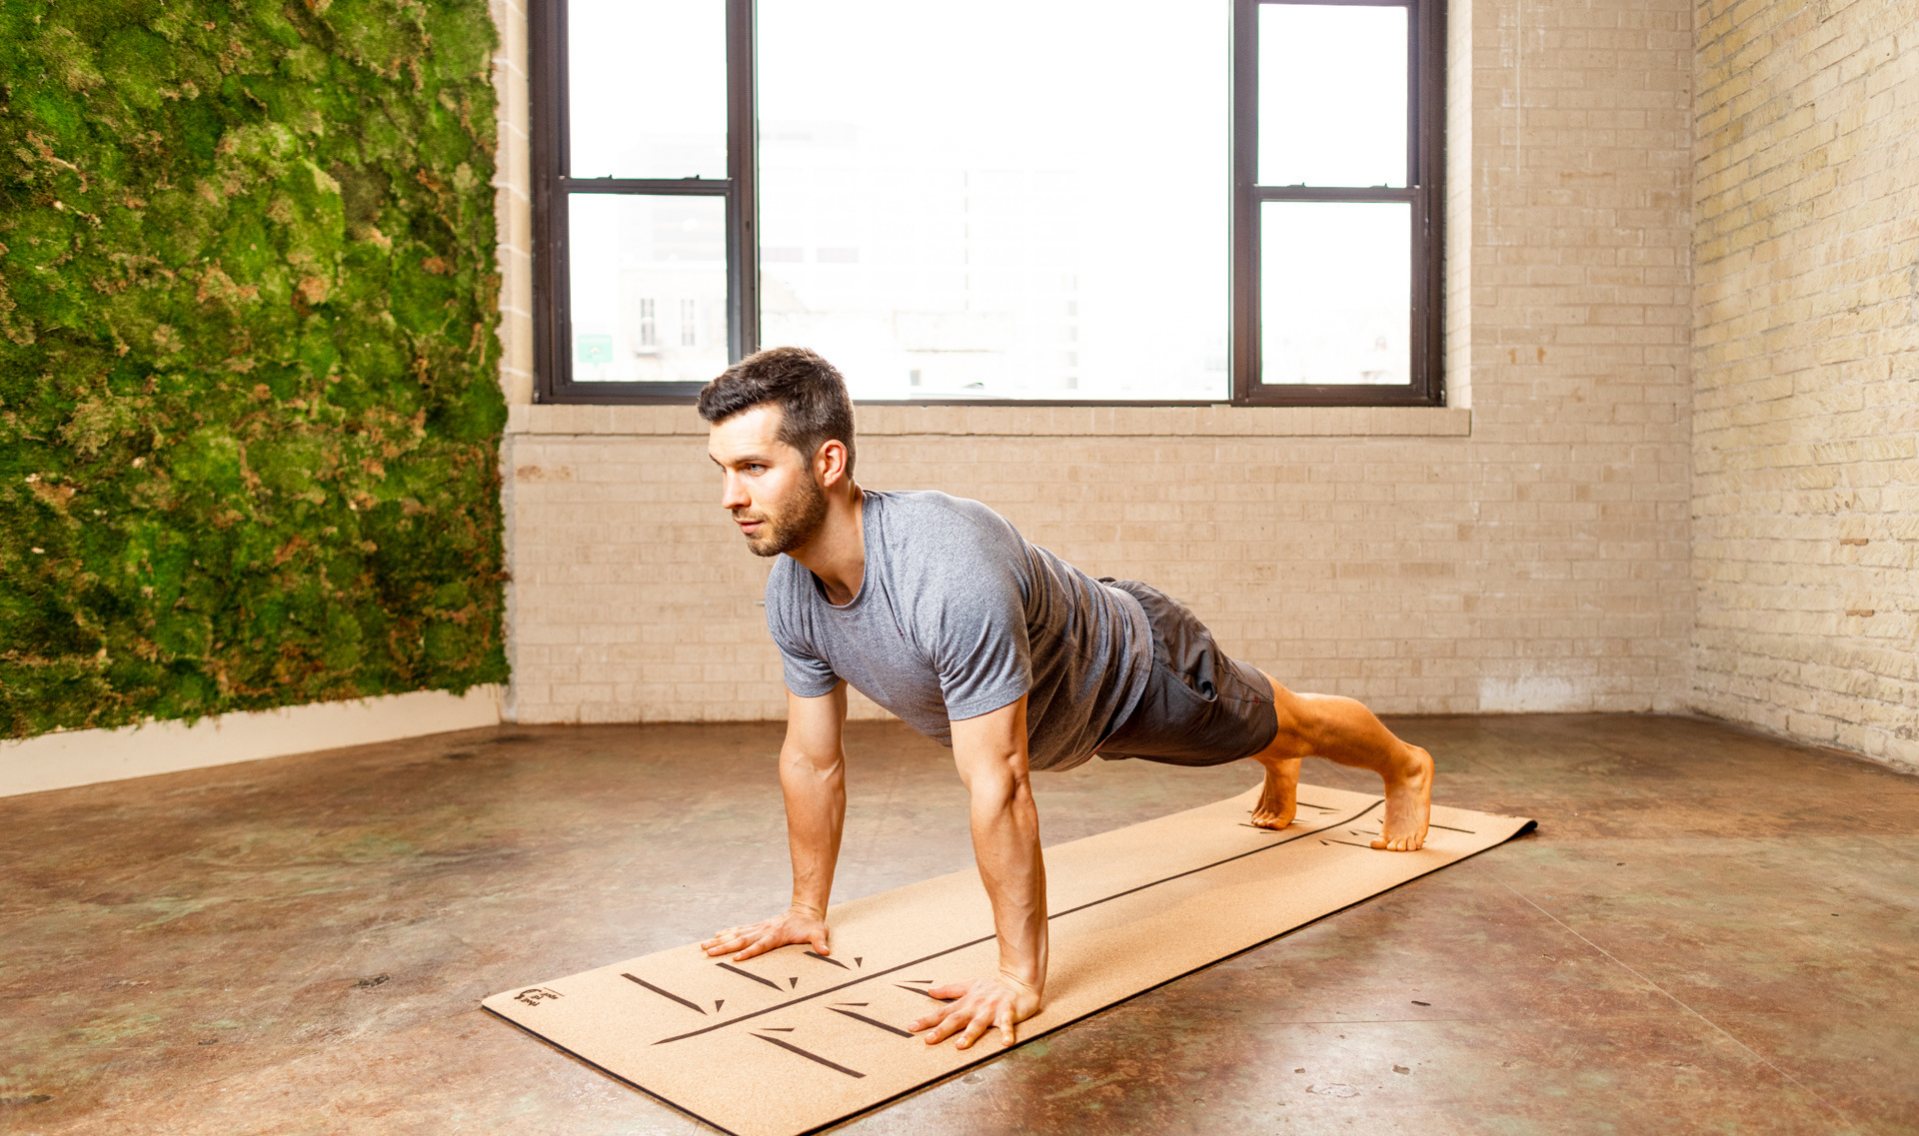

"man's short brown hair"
[697,346,856,476]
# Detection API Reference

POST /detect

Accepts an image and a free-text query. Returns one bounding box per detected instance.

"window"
[1234,0,1443,405]
[638,298,657,348]
[531,0,1441,406]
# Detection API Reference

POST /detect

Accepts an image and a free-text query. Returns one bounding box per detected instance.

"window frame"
[1233,0,1445,407]
[530,0,1445,407]
[530,0,758,403]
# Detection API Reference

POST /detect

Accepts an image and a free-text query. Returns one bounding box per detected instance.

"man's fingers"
[702,931,747,956]
[927,1007,969,1045]
[998,1012,1015,1047]
[957,1014,991,1051]
[927,982,968,1000]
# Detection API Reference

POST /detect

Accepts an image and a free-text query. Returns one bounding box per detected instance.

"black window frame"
[530,0,758,404]
[1233,0,1445,407]
[531,0,1444,407]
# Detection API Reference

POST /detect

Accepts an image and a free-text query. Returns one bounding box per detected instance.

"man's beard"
[738,476,829,558]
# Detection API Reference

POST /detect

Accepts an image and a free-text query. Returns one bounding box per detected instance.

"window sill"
[505,403,1472,438]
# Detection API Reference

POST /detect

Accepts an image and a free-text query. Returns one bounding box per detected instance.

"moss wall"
[0,0,508,739]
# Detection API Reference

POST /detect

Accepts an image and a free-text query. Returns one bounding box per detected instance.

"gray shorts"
[1093,579,1280,767]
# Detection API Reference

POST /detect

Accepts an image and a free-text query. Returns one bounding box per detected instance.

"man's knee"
[1259,672,1319,759]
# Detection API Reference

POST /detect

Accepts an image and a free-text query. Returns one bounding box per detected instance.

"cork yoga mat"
[484,785,1534,1136]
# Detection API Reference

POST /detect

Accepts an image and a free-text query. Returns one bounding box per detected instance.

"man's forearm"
[780,749,846,914]
[969,778,1049,992]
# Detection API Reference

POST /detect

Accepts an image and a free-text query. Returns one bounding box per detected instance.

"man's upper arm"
[949,694,1031,789]
[784,681,848,768]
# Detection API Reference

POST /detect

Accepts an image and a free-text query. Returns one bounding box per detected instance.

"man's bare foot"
[1373,745,1433,851]
[1250,756,1301,829]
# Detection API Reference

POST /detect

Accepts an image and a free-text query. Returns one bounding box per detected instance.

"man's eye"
[746,464,765,473]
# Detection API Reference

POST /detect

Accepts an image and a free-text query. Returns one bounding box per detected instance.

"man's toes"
[1370,832,1426,851]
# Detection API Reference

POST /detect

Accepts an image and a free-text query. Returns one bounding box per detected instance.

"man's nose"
[720,472,749,510]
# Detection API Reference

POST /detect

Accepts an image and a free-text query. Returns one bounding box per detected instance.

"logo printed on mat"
[514,987,563,1007]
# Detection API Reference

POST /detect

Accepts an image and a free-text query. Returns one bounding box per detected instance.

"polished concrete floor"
[2,714,1916,1135]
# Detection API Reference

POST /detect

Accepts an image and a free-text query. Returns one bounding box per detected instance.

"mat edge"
[481,1005,745,1136]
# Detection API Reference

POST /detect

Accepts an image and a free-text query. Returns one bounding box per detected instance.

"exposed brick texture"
[491,0,1699,730]
[1691,0,1919,769]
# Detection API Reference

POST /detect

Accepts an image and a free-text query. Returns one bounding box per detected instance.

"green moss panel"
[0,0,508,739]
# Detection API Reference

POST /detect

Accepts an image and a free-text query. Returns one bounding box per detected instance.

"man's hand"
[700,905,829,962]
[908,973,1042,1050]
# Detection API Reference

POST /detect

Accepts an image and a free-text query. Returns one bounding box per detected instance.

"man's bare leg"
[1246,672,1433,851]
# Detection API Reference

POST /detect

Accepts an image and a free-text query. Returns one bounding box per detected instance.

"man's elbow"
[967,761,1032,812]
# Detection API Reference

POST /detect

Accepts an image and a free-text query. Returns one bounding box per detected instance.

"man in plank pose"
[696,347,1434,1053]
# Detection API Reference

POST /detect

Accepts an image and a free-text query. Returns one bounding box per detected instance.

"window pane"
[1260,201,1409,385]
[568,0,726,179]
[567,194,728,383]
[757,0,1227,401]
[1258,4,1407,188]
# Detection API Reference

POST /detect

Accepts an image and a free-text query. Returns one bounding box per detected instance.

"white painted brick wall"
[1691,0,1919,770]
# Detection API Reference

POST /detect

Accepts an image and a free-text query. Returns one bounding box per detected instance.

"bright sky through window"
[567,0,726,179]
[1257,5,1407,189]
[755,0,1228,401]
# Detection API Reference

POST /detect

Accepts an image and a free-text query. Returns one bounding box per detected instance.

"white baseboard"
[0,685,504,798]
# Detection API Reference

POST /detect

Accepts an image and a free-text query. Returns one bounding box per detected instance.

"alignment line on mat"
[828,1007,916,1037]
[753,1033,866,1078]
[623,973,706,1015]
[716,963,783,990]
[651,800,1382,1045]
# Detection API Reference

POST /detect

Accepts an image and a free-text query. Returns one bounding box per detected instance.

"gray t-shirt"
[766,490,1152,771]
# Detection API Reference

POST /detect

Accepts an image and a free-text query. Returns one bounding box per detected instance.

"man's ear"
[815,439,851,489]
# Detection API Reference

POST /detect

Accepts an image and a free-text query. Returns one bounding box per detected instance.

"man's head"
[700,347,857,558]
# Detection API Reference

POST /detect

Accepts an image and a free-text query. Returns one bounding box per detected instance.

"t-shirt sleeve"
[918,519,1034,721]
[766,575,840,699]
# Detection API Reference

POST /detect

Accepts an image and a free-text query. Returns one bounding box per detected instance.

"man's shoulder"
[873,489,1018,548]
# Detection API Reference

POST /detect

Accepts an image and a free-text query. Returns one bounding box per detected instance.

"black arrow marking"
[1429,822,1476,834]
[714,1000,724,1011]
[787,977,799,988]
[651,801,1383,1046]
[895,984,944,1000]
[804,951,849,970]
[753,1033,865,1078]
[854,957,863,967]
[829,1006,916,1038]
[716,963,782,990]
[622,974,704,1015]
[1321,838,1375,849]
[761,1027,794,1032]
[833,1002,869,1007]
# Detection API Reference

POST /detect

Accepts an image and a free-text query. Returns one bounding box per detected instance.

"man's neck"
[791,484,866,606]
